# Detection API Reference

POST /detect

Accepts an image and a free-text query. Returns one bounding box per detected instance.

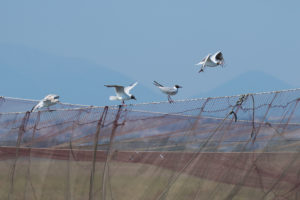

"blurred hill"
[196,70,293,98]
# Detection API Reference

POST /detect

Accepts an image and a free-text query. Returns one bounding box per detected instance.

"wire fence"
[1,89,300,199]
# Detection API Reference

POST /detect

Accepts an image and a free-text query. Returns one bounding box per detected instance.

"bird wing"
[105,85,125,94]
[153,81,164,87]
[159,87,177,94]
[195,54,210,66]
[203,54,211,63]
[31,101,43,112]
[124,82,138,94]
[195,61,202,66]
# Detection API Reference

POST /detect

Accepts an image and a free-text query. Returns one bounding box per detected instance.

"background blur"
[1,0,299,106]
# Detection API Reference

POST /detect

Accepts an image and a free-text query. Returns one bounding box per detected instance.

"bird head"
[54,95,59,101]
[45,94,60,103]
[215,51,224,66]
[175,85,182,89]
[131,95,136,100]
[53,97,60,103]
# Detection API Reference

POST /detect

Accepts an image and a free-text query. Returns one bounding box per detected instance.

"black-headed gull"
[31,94,60,112]
[196,51,224,73]
[105,82,137,104]
[153,81,182,103]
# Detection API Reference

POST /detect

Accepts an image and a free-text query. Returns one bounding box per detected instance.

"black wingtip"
[30,106,35,112]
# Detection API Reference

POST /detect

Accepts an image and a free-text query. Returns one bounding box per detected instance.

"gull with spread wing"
[31,94,60,112]
[153,81,182,103]
[195,51,224,73]
[105,82,137,104]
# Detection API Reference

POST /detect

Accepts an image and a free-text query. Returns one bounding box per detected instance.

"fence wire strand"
[1,89,300,200]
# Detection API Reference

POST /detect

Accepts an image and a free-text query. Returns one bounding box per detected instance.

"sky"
[1,0,300,105]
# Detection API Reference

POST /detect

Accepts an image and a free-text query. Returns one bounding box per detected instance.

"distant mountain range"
[196,70,293,98]
[0,44,159,106]
[1,44,296,106]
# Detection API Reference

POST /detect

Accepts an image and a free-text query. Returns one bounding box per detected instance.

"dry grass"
[0,157,295,200]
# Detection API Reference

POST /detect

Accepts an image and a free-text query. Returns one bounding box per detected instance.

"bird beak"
[178,86,183,88]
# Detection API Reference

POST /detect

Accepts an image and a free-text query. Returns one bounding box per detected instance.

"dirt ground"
[1,147,300,199]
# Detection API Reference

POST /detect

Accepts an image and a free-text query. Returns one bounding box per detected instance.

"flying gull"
[105,82,137,104]
[195,51,224,73]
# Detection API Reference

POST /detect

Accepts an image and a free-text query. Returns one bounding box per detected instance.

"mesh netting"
[1,89,300,200]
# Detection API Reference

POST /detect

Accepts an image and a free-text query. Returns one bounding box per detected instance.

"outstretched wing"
[195,54,210,66]
[124,82,138,94]
[105,85,125,94]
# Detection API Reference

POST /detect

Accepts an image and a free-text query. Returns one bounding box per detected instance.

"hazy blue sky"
[1,0,300,105]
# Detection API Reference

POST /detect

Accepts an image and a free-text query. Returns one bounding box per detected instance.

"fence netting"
[0,89,300,200]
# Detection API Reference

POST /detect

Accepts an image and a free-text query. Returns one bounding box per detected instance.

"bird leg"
[122,100,125,105]
[198,66,204,73]
[168,95,174,104]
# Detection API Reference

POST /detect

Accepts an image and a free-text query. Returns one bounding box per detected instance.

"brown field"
[1,147,300,200]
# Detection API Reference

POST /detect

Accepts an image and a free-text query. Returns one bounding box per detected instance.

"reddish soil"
[1,146,300,190]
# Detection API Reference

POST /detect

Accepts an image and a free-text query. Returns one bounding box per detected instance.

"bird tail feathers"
[153,81,163,87]
[109,96,119,101]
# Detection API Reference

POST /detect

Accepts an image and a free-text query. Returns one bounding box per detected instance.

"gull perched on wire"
[31,94,60,112]
[105,82,137,104]
[195,51,224,73]
[153,81,182,103]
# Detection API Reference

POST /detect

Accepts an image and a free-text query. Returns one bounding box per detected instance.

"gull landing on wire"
[105,82,137,104]
[195,51,224,73]
[153,81,182,103]
[31,94,60,112]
